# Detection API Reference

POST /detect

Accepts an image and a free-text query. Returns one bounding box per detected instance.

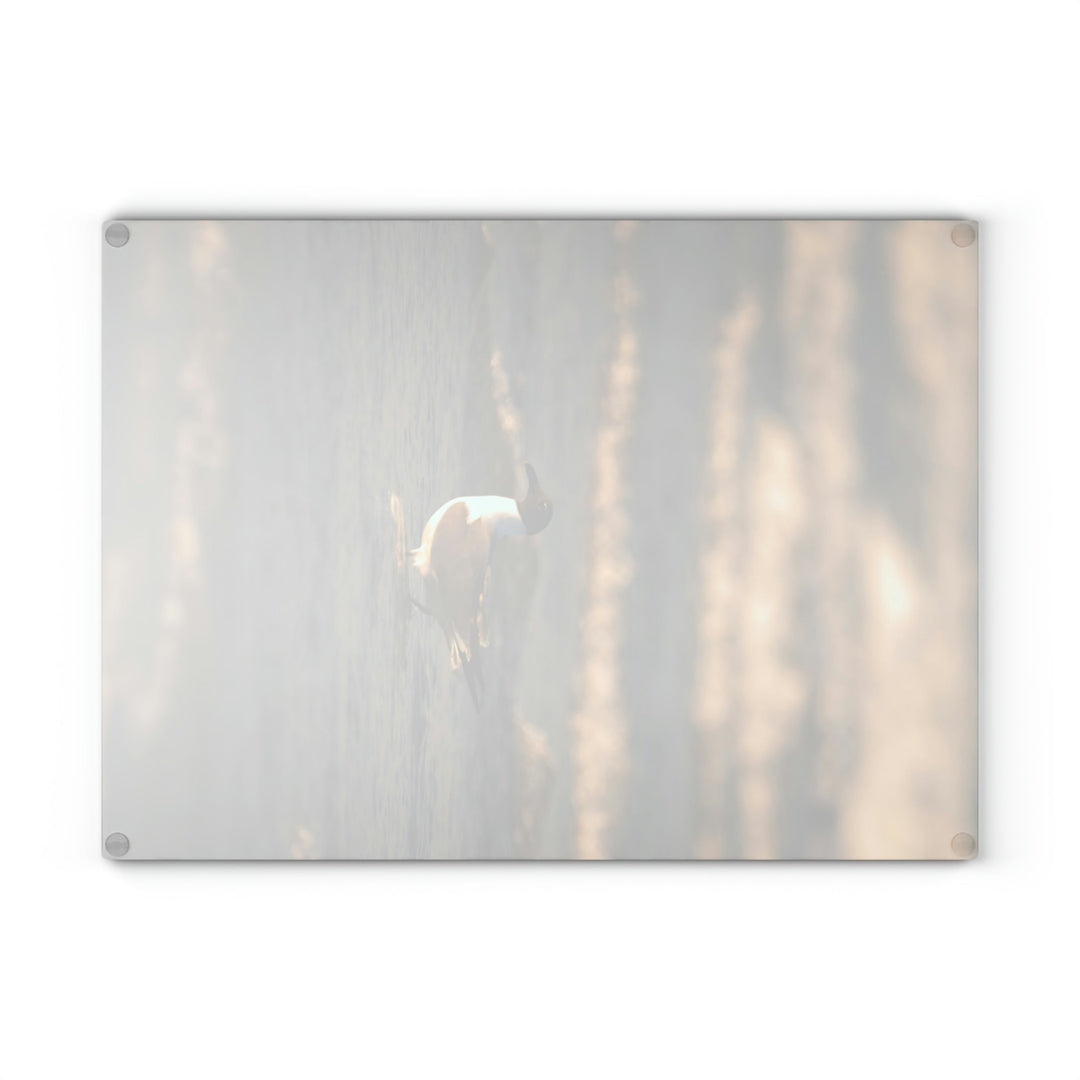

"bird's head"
[517,463,554,535]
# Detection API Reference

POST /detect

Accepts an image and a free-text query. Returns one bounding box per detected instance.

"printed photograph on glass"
[102,219,978,859]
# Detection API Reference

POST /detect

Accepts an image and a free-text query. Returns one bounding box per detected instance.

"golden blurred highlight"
[738,420,808,858]
[840,221,978,858]
[692,294,760,858]
[490,349,525,465]
[515,716,555,856]
[784,221,860,839]
[572,225,640,859]
[111,226,230,733]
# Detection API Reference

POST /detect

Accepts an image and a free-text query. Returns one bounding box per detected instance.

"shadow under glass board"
[102,219,978,861]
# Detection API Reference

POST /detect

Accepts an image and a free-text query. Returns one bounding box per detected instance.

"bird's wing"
[428,502,490,633]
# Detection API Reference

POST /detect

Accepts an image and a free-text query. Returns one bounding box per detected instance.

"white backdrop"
[1,0,1076,1076]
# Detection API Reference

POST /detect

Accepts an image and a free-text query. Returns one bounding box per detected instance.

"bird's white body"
[409,467,552,707]
[410,495,525,577]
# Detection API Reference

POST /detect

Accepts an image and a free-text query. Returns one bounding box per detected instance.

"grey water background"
[102,220,978,859]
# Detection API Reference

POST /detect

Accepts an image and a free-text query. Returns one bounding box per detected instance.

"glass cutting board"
[102,219,978,860]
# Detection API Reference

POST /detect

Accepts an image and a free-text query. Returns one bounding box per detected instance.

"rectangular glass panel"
[102,219,978,860]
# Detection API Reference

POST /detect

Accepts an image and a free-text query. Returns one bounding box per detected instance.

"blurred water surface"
[102,220,977,859]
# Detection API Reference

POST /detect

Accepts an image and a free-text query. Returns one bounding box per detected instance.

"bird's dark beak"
[524,463,539,491]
